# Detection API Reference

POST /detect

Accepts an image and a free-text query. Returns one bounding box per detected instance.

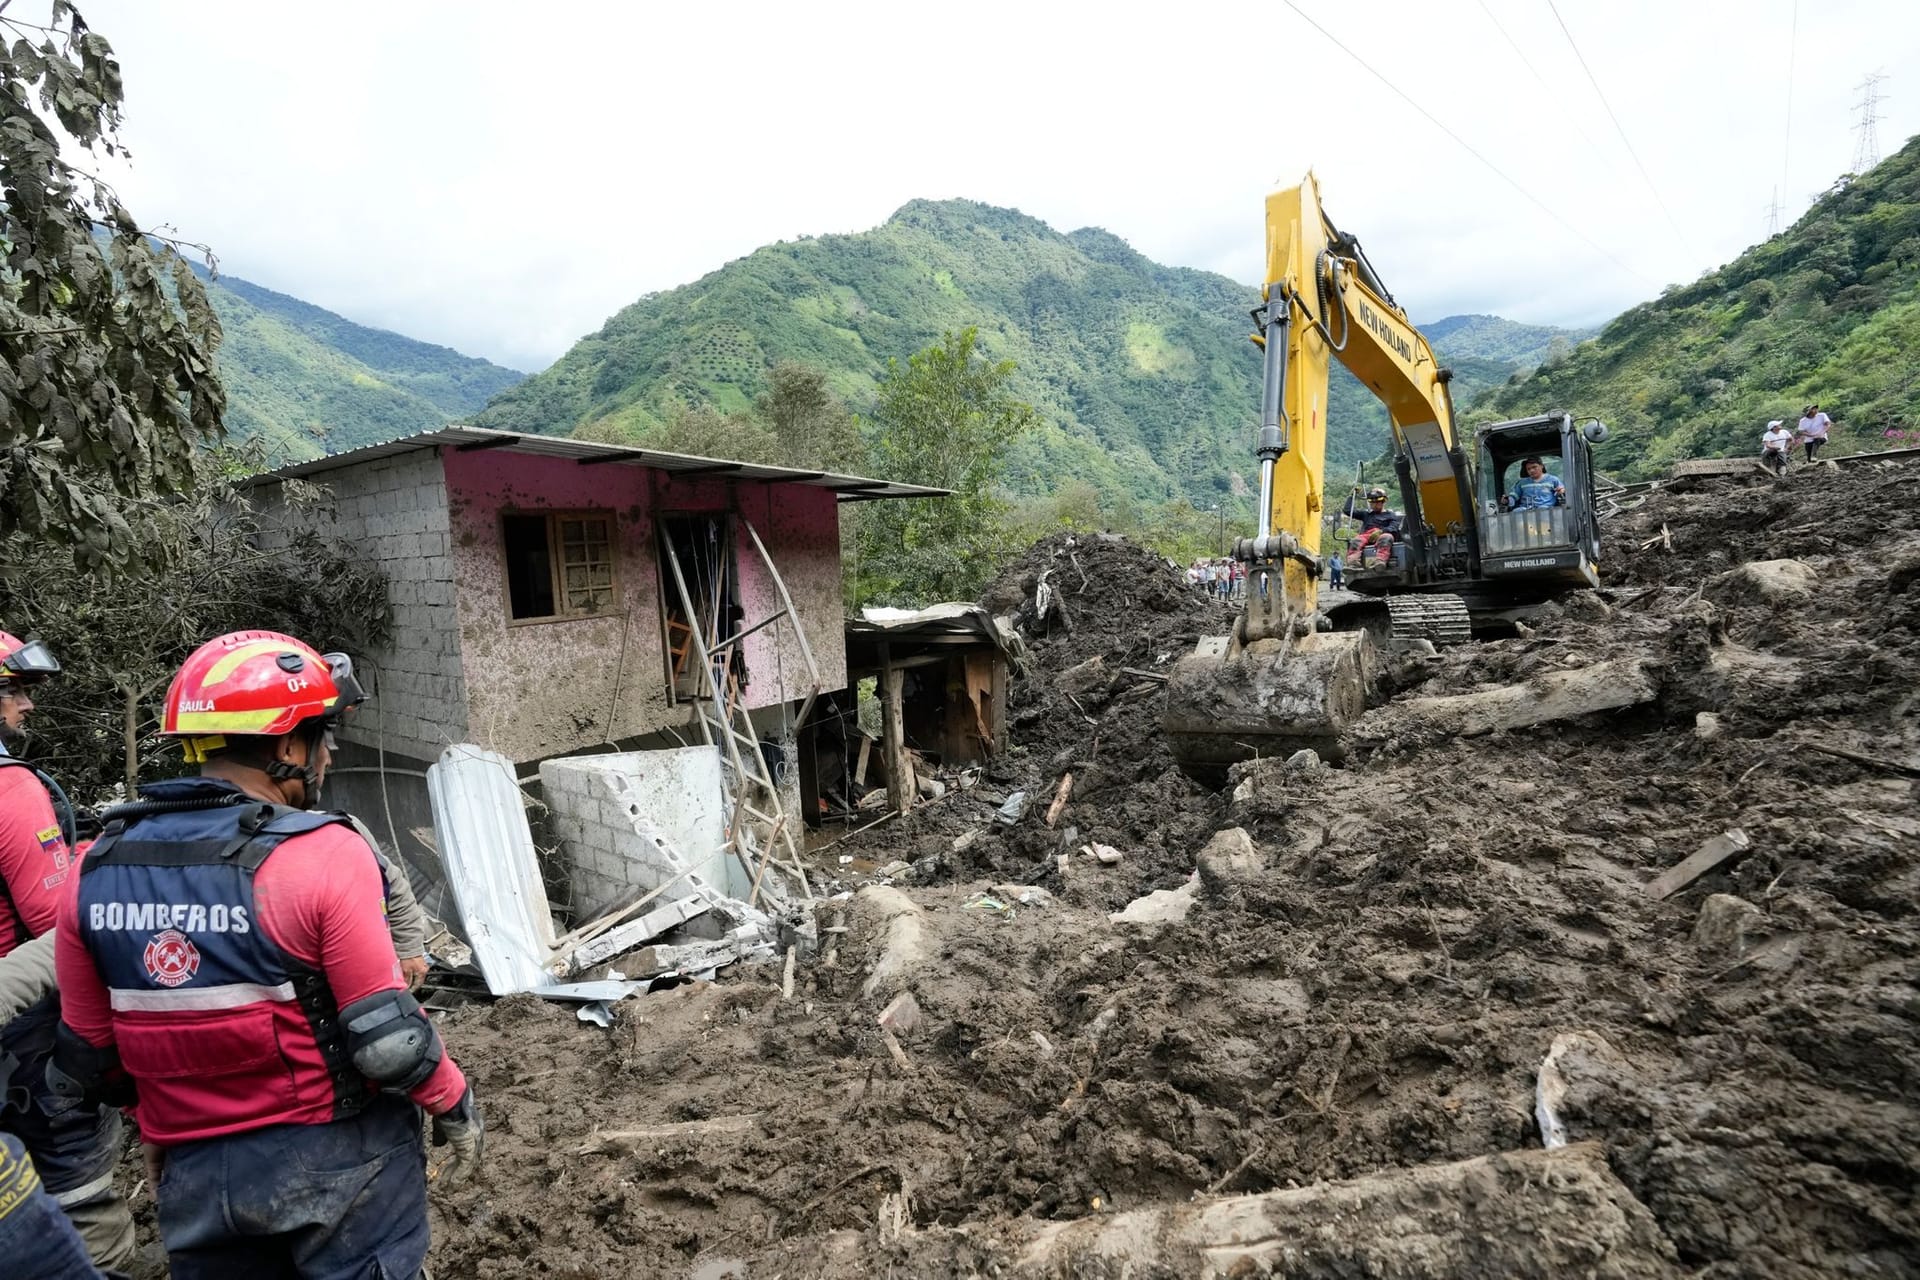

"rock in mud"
[1708,558,1817,604]
[1693,893,1763,956]
[1195,826,1262,897]
[1108,876,1199,927]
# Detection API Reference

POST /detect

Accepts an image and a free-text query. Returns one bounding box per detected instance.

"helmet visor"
[321,653,368,724]
[1,637,61,682]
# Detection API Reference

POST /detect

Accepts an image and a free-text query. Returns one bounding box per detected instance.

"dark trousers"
[0,998,131,1268]
[156,1094,429,1280]
[0,1131,105,1278]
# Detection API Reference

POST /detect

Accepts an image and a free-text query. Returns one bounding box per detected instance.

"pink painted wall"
[441,447,846,763]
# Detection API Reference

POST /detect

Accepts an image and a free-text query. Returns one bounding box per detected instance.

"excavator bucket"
[1162,630,1375,782]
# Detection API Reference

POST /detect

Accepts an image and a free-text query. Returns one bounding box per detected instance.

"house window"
[503,511,617,621]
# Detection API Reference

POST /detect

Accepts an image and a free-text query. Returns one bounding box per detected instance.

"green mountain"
[1475,134,1920,477]
[475,200,1585,505]
[199,269,525,459]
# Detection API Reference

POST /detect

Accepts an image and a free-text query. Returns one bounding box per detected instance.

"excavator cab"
[1474,413,1604,590]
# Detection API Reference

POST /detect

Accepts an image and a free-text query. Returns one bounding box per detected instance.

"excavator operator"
[1342,487,1403,568]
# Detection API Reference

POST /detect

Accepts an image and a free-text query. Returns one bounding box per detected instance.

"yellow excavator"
[1162,173,1608,775]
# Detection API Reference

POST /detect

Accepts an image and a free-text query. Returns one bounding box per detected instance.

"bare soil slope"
[425,464,1920,1278]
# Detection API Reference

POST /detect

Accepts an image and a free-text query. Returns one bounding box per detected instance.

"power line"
[1276,0,1658,289]
[1542,0,1695,257]
[1763,188,1782,239]
[1472,0,1623,184]
[1851,70,1887,174]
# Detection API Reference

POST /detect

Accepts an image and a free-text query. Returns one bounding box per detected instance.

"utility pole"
[1851,71,1887,175]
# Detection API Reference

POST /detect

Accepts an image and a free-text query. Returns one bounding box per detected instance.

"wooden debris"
[1044,772,1074,828]
[577,1113,761,1155]
[1645,829,1752,900]
[781,944,797,999]
[1803,739,1920,779]
[880,1027,913,1070]
[1119,667,1170,683]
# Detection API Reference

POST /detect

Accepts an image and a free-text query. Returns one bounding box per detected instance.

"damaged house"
[246,426,944,988]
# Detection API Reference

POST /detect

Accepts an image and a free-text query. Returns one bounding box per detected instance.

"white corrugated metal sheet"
[243,425,949,502]
[427,744,557,995]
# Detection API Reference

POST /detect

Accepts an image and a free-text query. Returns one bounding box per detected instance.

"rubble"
[407,472,1920,1280]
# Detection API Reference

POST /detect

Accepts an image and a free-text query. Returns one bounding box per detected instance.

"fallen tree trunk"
[1368,658,1659,739]
[1014,1143,1679,1279]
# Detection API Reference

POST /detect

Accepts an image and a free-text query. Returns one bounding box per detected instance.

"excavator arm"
[1245,173,1471,639]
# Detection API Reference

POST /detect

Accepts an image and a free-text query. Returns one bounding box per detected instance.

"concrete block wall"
[252,448,468,761]
[539,748,745,927]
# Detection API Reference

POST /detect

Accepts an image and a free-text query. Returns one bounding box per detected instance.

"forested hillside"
[1476,134,1920,476]
[477,200,1582,506]
[200,269,524,458]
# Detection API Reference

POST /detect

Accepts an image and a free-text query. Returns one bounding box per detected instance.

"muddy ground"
[125,463,1920,1276]
[418,462,1917,1277]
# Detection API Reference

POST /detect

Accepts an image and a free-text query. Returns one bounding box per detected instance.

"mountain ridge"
[475,198,1591,505]
[195,266,525,459]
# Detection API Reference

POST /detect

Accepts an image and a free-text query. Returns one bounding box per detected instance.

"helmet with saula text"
[161,630,366,764]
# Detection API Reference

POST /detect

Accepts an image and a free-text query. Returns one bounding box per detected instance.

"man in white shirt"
[1795,404,1833,463]
[1761,420,1793,475]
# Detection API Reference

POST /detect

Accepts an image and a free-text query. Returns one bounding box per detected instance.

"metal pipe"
[1255,297,1291,543]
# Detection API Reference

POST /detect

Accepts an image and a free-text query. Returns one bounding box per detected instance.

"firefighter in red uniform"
[0,630,134,1270]
[50,630,482,1279]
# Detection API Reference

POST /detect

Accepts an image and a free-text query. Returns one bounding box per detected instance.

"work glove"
[430,1085,483,1186]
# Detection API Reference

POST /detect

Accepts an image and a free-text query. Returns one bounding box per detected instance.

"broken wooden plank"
[1119,667,1170,683]
[1043,772,1074,828]
[551,894,713,976]
[1645,829,1752,900]
[1803,740,1920,780]
[854,734,873,786]
[577,1113,761,1155]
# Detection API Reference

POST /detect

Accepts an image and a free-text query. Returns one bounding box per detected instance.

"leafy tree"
[0,3,227,572]
[854,328,1035,604]
[641,403,778,462]
[0,442,388,799]
[756,361,863,471]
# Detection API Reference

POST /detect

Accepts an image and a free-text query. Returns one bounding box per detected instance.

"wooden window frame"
[501,508,620,626]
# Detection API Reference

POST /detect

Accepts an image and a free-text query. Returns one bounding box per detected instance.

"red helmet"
[0,629,61,686]
[162,630,366,761]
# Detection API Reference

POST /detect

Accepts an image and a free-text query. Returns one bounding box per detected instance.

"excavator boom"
[1164,173,1603,778]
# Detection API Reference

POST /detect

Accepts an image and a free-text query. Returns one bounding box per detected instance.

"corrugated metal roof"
[243,425,951,502]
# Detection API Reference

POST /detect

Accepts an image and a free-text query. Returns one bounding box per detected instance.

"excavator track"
[1386,594,1473,646]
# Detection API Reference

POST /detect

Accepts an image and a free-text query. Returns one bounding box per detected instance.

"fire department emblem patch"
[143,930,200,988]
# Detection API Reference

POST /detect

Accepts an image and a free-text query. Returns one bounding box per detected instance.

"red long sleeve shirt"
[56,820,465,1140]
[0,762,70,955]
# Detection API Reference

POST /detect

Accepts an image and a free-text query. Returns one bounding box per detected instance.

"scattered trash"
[953,828,983,853]
[877,860,912,879]
[1083,842,1123,865]
[994,791,1030,825]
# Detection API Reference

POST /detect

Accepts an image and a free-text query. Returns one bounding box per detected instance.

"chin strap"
[264,721,327,803]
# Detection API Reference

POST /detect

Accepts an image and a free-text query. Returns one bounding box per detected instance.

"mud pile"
[840,532,1239,909]
[420,470,1917,1278]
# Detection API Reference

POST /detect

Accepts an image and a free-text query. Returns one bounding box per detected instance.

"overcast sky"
[64,1,1920,372]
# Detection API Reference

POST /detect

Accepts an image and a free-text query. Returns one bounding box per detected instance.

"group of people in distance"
[1187,557,1244,599]
[1761,404,1833,475]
